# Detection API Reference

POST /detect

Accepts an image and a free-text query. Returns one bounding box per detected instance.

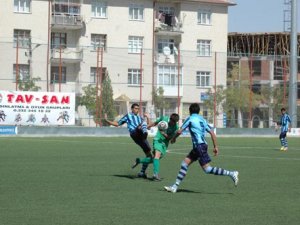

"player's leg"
[279,132,286,151]
[164,151,195,193]
[152,150,162,181]
[281,132,288,151]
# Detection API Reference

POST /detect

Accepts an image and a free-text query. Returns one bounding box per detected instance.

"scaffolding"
[227,32,300,57]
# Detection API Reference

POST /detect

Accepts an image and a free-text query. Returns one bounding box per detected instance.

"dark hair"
[189,103,200,114]
[281,108,286,112]
[131,103,139,109]
[170,113,179,122]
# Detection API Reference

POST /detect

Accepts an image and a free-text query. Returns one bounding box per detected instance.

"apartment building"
[0,0,234,127]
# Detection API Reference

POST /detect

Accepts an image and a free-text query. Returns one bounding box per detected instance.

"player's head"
[169,113,179,125]
[131,103,140,115]
[189,103,200,115]
[281,108,286,114]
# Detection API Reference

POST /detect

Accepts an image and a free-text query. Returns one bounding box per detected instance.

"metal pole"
[59,45,62,92]
[99,47,103,127]
[249,55,253,128]
[177,47,181,116]
[139,48,143,115]
[96,47,100,126]
[15,36,19,91]
[214,52,217,128]
[46,0,51,92]
[288,0,298,127]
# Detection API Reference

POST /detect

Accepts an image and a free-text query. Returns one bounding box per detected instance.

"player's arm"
[170,128,182,143]
[208,129,218,156]
[105,113,124,127]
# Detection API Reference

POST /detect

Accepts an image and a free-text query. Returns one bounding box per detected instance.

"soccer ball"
[158,121,168,131]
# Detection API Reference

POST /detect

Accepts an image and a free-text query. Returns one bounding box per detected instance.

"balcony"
[154,13,183,36]
[51,47,83,63]
[51,14,83,30]
[157,85,183,97]
[155,52,181,65]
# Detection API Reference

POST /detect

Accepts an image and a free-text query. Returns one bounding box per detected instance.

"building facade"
[0,0,234,126]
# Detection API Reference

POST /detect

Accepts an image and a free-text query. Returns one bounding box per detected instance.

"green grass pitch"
[0,136,299,225]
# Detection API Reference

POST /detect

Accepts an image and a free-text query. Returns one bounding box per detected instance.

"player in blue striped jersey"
[105,103,152,178]
[164,103,239,193]
[277,108,291,151]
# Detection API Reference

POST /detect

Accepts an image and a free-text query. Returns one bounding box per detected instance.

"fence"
[0,40,299,128]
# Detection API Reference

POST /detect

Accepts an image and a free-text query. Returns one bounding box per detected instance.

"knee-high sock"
[175,161,188,186]
[204,166,231,176]
[139,157,153,164]
[153,158,160,175]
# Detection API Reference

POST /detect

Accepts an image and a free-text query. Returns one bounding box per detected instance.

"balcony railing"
[51,14,83,29]
[51,48,83,63]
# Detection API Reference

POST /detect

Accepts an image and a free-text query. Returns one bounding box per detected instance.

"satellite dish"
[174,46,178,55]
[163,46,171,56]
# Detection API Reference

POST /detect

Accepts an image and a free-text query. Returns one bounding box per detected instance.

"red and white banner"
[0,91,75,126]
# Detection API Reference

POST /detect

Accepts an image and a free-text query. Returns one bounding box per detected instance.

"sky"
[228,0,300,33]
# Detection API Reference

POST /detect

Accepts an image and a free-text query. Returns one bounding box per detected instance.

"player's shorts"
[153,139,167,157]
[279,131,287,139]
[130,128,151,154]
[187,143,211,166]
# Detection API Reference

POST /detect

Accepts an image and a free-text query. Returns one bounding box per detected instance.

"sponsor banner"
[0,91,75,126]
[0,126,17,135]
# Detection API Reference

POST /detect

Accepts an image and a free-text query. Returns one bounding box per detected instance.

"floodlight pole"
[288,0,298,127]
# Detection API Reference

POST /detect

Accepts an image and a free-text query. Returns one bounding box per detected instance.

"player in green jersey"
[132,113,180,181]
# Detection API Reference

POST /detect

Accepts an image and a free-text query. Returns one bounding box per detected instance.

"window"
[158,6,175,15]
[197,40,211,56]
[53,1,80,15]
[252,83,261,94]
[51,33,67,49]
[13,64,30,81]
[91,34,107,50]
[128,69,141,85]
[129,4,144,21]
[91,1,107,18]
[14,0,31,13]
[128,36,143,53]
[158,65,181,86]
[90,67,107,83]
[14,29,31,48]
[198,10,211,25]
[252,60,261,76]
[158,38,174,54]
[196,71,210,87]
[51,66,67,83]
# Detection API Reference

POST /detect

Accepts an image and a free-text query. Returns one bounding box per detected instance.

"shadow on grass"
[159,188,234,195]
[113,174,137,179]
[113,174,165,182]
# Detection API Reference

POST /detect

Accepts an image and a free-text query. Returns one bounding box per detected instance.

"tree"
[78,74,117,126]
[152,87,170,117]
[18,77,41,91]
[101,74,117,126]
[203,85,226,124]
[224,62,262,128]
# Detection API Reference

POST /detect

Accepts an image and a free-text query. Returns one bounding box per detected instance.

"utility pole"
[288,0,298,127]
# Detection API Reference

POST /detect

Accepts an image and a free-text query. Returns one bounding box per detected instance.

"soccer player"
[132,113,180,181]
[105,103,152,178]
[277,108,291,151]
[164,103,239,193]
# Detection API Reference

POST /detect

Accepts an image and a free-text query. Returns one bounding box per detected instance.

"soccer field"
[0,136,299,225]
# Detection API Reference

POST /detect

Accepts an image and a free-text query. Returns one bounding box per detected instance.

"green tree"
[101,74,117,126]
[203,85,226,124]
[152,87,170,117]
[224,62,262,128]
[78,74,116,126]
[18,77,41,91]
